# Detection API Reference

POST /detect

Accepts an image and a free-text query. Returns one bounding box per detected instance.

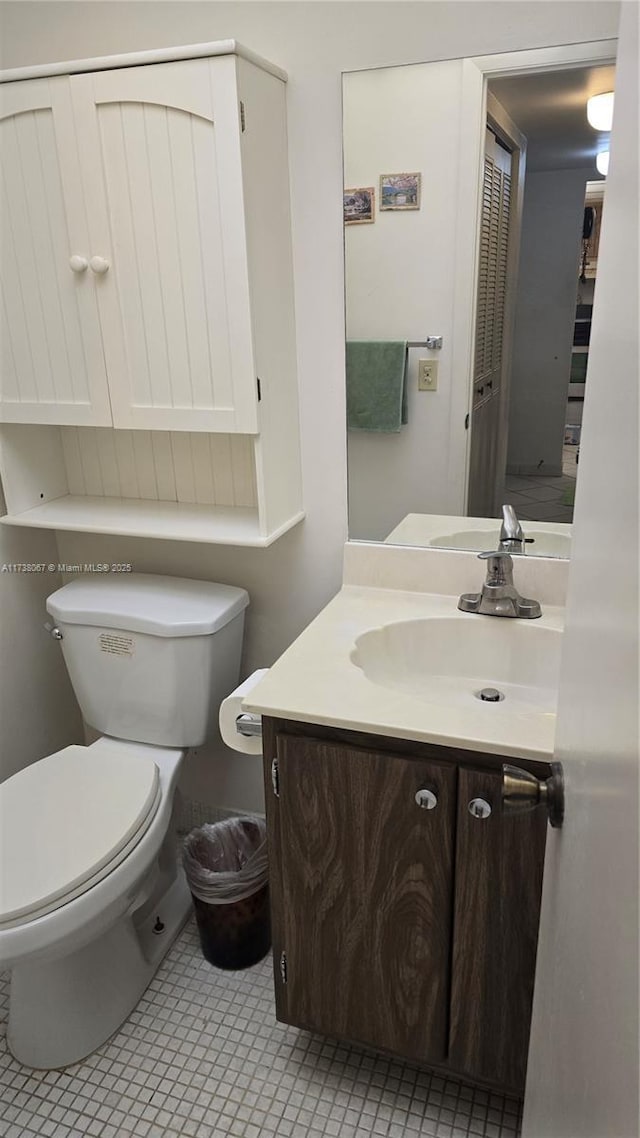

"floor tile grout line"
[0,922,521,1138]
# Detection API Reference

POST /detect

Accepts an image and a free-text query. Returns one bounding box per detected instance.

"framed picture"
[380,173,421,211]
[344,186,375,225]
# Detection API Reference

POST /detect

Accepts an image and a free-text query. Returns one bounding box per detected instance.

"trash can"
[182,817,270,970]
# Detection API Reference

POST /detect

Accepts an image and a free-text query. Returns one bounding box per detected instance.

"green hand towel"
[346,341,408,432]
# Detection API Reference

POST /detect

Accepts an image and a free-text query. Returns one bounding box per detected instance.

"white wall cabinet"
[1,78,113,427]
[0,43,303,546]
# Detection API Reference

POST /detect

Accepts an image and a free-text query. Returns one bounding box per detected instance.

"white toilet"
[0,573,249,1069]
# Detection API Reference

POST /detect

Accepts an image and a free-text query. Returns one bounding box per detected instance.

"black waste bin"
[182,817,270,970]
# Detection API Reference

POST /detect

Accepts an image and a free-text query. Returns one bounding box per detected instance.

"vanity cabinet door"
[449,766,547,1092]
[267,731,457,1064]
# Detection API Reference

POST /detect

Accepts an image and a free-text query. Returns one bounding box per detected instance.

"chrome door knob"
[502,762,564,828]
[415,788,437,810]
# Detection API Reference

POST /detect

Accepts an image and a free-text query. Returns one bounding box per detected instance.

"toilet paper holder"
[235,713,262,738]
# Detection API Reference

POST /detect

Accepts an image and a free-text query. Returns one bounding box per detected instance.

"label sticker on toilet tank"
[99,632,134,657]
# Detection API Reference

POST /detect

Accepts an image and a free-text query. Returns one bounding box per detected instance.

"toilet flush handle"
[44,621,63,640]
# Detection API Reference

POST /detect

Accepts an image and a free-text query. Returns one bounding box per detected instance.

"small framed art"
[380,173,421,211]
[344,187,375,225]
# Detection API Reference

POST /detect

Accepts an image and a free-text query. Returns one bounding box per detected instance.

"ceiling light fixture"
[587,92,614,131]
[596,150,610,177]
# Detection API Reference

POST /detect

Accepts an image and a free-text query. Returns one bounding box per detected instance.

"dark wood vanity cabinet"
[262,718,547,1096]
[449,766,547,1090]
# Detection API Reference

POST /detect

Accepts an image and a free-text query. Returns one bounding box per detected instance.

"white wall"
[507,167,589,475]
[0,1,620,810]
[344,61,466,540]
[0,490,84,781]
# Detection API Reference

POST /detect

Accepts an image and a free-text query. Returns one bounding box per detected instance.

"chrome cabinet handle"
[415,788,437,810]
[468,797,492,819]
[502,763,565,828]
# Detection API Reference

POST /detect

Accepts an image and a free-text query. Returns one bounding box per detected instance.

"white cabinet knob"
[89,256,110,275]
[69,255,88,273]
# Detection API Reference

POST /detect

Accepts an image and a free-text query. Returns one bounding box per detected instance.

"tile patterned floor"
[504,446,578,526]
[0,920,522,1138]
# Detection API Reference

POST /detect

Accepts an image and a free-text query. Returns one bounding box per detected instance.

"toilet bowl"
[0,573,249,1069]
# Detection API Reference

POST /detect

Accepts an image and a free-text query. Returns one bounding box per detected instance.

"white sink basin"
[429,529,572,559]
[351,616,562,714]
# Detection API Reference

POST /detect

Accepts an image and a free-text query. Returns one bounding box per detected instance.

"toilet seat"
[0,744,160,930]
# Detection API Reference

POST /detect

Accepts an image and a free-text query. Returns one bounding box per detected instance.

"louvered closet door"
[468,129,512,517]
[70,58,258,433]
[0,78,113,426]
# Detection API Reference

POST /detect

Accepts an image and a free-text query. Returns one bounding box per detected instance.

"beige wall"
[344,60,469,540]
[0,1,620,808]
[508,166,591,476]
[0,489,84,781]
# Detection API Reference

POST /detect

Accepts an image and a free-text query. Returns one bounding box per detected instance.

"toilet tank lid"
[46,574,249,637]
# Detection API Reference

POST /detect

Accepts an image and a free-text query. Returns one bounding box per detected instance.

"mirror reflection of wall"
[344,54,615,559]
[493,67,613,530]
[344,61,466,543]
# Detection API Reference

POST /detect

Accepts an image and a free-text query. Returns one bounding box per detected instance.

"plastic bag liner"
[182,817,268,905]
[183,817,270,970]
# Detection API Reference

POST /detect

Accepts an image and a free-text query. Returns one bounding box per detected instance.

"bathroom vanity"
[261,717,546,1095]
[245,542,568,1097]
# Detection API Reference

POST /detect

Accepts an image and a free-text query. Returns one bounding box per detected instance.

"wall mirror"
[343,42,616,559]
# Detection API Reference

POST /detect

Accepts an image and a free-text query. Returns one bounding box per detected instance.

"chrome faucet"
[499,504,526,553]
[458,551,542,618]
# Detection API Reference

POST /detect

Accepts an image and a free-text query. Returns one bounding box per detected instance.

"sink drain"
[477,687,505,702]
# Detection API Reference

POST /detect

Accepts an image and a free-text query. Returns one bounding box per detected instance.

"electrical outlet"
[418,359,438,391]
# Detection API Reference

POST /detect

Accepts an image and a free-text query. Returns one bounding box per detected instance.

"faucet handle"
[500,503,523,535]
[499,504,526,552]
[478,550,514,586]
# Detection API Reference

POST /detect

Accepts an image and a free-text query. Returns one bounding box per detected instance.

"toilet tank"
[46,574,249,747]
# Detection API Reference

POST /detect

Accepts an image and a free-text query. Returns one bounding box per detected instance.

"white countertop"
[245,578,564,762]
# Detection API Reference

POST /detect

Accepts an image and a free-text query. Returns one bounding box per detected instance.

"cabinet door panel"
[449,766,546,1091]
[70,58,257,433]
[0,78,112,426]
[271,733,456,1064]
